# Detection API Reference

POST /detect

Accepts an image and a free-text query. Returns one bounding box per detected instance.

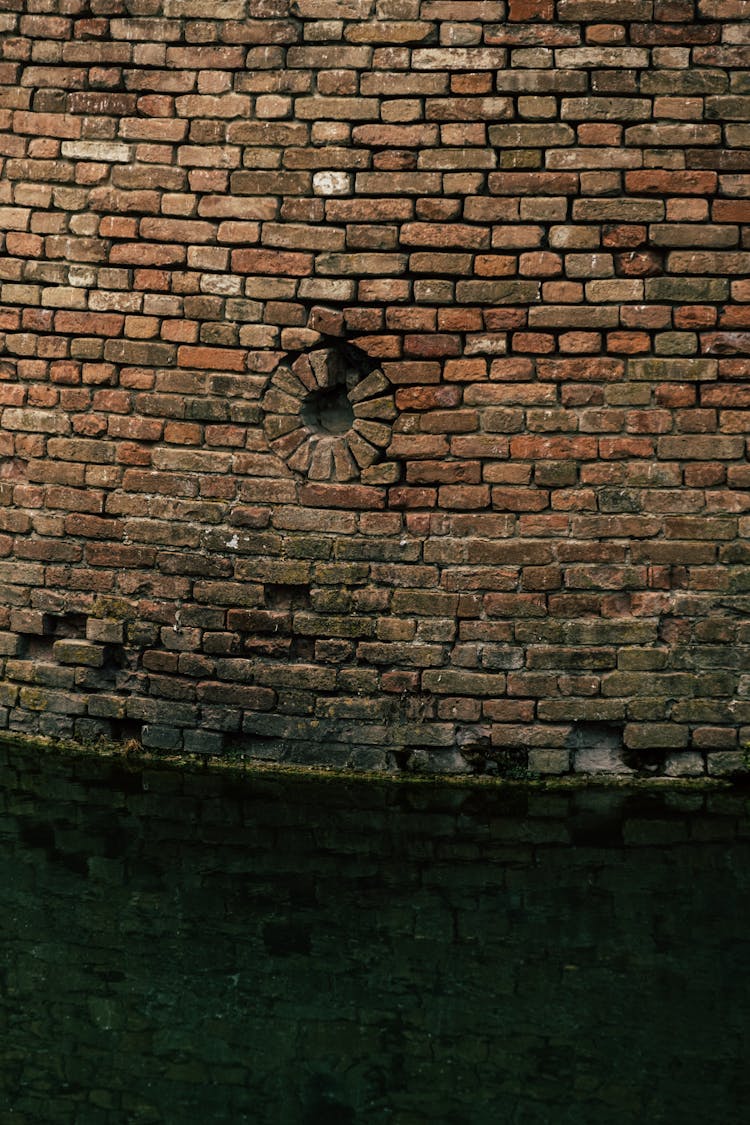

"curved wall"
[0,0,749,775]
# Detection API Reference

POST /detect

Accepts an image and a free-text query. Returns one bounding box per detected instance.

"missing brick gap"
[568,722,632,776]
[50,613,87,639]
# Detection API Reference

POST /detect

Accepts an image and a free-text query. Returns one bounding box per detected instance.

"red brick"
[54,312,124,337]
[232,249,313,275]
[625,170,718,195]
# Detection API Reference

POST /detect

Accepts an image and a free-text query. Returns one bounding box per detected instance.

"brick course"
[0,0,749,777]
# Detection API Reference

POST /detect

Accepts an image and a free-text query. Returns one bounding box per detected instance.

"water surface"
[1,744,749,1124]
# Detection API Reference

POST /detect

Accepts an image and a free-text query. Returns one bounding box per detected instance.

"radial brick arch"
[0,0,748,777]
[261,346,397,482]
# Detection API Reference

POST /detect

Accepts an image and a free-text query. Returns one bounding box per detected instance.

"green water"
[1,745,749,1124]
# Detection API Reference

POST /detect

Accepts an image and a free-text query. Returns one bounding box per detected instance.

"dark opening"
[301,385,354,435]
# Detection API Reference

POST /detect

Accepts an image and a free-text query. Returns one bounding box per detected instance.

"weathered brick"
[422,670,506,696]
[232,249,314,275]
[2,409,71,434]
[629,358,718,382]
[657,436,744,460]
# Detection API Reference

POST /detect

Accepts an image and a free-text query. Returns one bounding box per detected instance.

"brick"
[401,223,489,249]
[61,141,131,162]
[426,97,513,120]
[231,171,311,195]
[497,69,586,98]
[573,200,665,223]
[649,225,739,249]
[53,640,104,667]
[177,346,246,372]
[231,249,313,275]
[657,436,744,459]
[645,278,729,302]
[54,311,124,337]
[562,98,651,120]
[413,48,508,69]
[110,243,186,267]
[629,358,718,382]
[2,408,71,434]
[355,172,442,194]
[489,172,579,196]
[668,252,750,275]
[422,670,506,695]
[140,218,216,243]
[295,97,380,121]
[489,124,575,147]
[558,0,652,14]
[316,253,408,275]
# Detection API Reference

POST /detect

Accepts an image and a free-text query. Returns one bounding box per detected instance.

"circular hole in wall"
[261,345,397,483]
[301,385,355,435]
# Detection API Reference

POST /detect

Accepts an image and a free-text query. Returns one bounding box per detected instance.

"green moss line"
[1,731,743,795]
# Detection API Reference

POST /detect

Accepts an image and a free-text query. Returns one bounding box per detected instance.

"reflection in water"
[1,743,749,1124]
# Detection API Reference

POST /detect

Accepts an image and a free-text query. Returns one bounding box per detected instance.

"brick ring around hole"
[261,346,396,483]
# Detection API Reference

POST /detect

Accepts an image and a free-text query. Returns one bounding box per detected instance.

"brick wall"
[0,0,749,776]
